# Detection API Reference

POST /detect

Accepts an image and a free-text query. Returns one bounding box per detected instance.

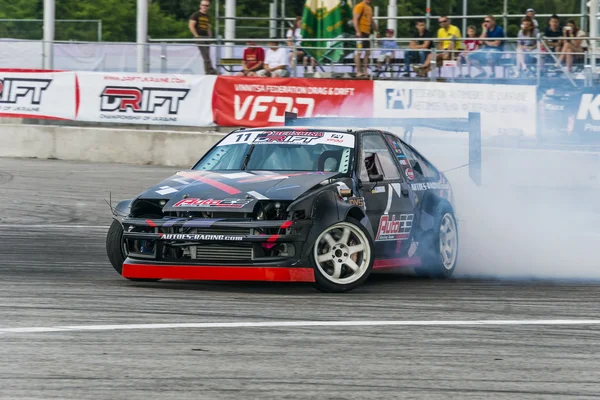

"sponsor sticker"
[172,198,252,208]
[399,159,408,166]
[219,130,355,148]
[376,214,414,241]
[371,186,386,194]
[160,233,244,241]
[405,168,415,180]
[348,197,365,208]
[410,182,450,191]
[155,185,179,195]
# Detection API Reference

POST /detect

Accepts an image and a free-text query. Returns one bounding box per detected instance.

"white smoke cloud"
[408,127,600,281]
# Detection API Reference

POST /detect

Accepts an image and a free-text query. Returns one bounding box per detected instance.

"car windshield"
[193,130,355,173]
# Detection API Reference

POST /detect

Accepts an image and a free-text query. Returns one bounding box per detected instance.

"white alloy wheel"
[313,221,372,285]
[439,213,458,270]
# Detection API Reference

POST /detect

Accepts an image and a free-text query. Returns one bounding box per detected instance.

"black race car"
[106,124,459,292]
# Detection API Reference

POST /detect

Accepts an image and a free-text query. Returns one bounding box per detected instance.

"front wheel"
[105,219,160,282]
[311,218,374,293]
[415,206,458,279]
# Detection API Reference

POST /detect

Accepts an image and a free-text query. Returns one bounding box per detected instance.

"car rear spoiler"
[284,111,482,186]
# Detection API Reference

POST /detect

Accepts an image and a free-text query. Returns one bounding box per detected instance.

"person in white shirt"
[286,16,316,73]
[257,40,290,77]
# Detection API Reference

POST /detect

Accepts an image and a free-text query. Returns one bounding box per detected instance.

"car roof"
[230,126,389,135]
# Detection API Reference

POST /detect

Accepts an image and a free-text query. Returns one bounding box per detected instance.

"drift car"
[106,126,459,292]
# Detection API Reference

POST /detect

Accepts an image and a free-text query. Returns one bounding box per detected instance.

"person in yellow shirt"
[436,16,462,66]
[353,0,377,78]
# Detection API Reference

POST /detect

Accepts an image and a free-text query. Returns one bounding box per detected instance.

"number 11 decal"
[235,133,252,143]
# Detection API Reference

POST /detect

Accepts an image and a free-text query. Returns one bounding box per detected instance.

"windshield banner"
[212,77,374,127]
[218,130,355,148]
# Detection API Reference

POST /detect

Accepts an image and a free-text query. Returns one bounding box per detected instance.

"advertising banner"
[75,72,217,126]
[0,69,76,120]
[373,81,537,137]
[212,77,374,127]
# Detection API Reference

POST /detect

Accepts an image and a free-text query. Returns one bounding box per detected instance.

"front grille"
[190,227,253,261]
[194,244,253,261]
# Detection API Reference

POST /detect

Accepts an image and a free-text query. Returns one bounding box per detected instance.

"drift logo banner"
[374,81,537,138]
[212,77,373,127]
[0,70,75,120]
[76,72,217,126]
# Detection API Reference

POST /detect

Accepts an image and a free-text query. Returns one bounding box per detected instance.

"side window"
[360,133,400,180]
[399,142,440,181]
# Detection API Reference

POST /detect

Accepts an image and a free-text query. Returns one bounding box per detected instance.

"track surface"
[2,158,600,399]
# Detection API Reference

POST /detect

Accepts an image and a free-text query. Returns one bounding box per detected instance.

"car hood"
[137,170,340,212]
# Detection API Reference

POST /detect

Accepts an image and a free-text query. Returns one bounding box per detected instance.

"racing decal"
[399,159,408,166]
[348,197,365,208]
[410,182,451,191]
[384,184,393,215]
[172,198,252,208]
[405,168,415,180]
[247,190,269,200]
[171,177,192,185]
[220,172,255,179]
[375,214,414,241]
[155,186,179,195]
[390,183,402,198]
[218,130,355,148]
[238,171,323,183]
[371,186,385,194]
[176,171,241,195]
[159,233,244,241]
[335,181,352,198]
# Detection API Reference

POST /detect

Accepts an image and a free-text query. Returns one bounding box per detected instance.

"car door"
[357,132,417,259]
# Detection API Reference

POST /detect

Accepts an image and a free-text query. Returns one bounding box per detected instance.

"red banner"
[212,76,374,127]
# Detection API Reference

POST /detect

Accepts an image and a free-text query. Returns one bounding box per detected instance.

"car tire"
[311,217,375,293]
[415,204,458,279]
[106,219,160,282]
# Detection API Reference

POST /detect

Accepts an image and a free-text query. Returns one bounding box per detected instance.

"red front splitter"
[122,263,316,283]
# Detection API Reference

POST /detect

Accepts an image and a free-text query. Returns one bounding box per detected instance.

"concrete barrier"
[0,123,226,168]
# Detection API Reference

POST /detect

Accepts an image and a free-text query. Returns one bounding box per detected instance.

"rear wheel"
[311,218,374,293]
[105,219,160,282]
[415,205,458,278]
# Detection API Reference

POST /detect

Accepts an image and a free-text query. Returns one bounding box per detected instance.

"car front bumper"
[120,216,315,282]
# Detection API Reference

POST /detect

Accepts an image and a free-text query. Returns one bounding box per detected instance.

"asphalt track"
[2,157,600,399]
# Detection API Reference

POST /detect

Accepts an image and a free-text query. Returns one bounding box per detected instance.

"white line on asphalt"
[2,319,600,334]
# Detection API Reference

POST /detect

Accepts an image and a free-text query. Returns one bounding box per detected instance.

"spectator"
[257,40,290,77]
[436,16,462,66]
[407,19,433,77]
[526,8,539,28]
[353,0,377,78]
[455,25,479,78]
[188,0,217,75]
[468,15,505,78]
[287,16,316,75]
[376,29,398,75]
[556,19,588,72]
[541,14,563,69]
[516,16,539,76]
[236,37,265,77]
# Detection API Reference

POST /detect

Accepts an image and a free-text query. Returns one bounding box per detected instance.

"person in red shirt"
[456,25,480,77]
[236,37,265,76]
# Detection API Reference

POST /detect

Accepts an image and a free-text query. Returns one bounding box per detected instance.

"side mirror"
[369,174,383,182]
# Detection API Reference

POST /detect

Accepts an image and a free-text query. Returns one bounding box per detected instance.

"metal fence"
[146,35,600,86]
[2,35,598,87]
